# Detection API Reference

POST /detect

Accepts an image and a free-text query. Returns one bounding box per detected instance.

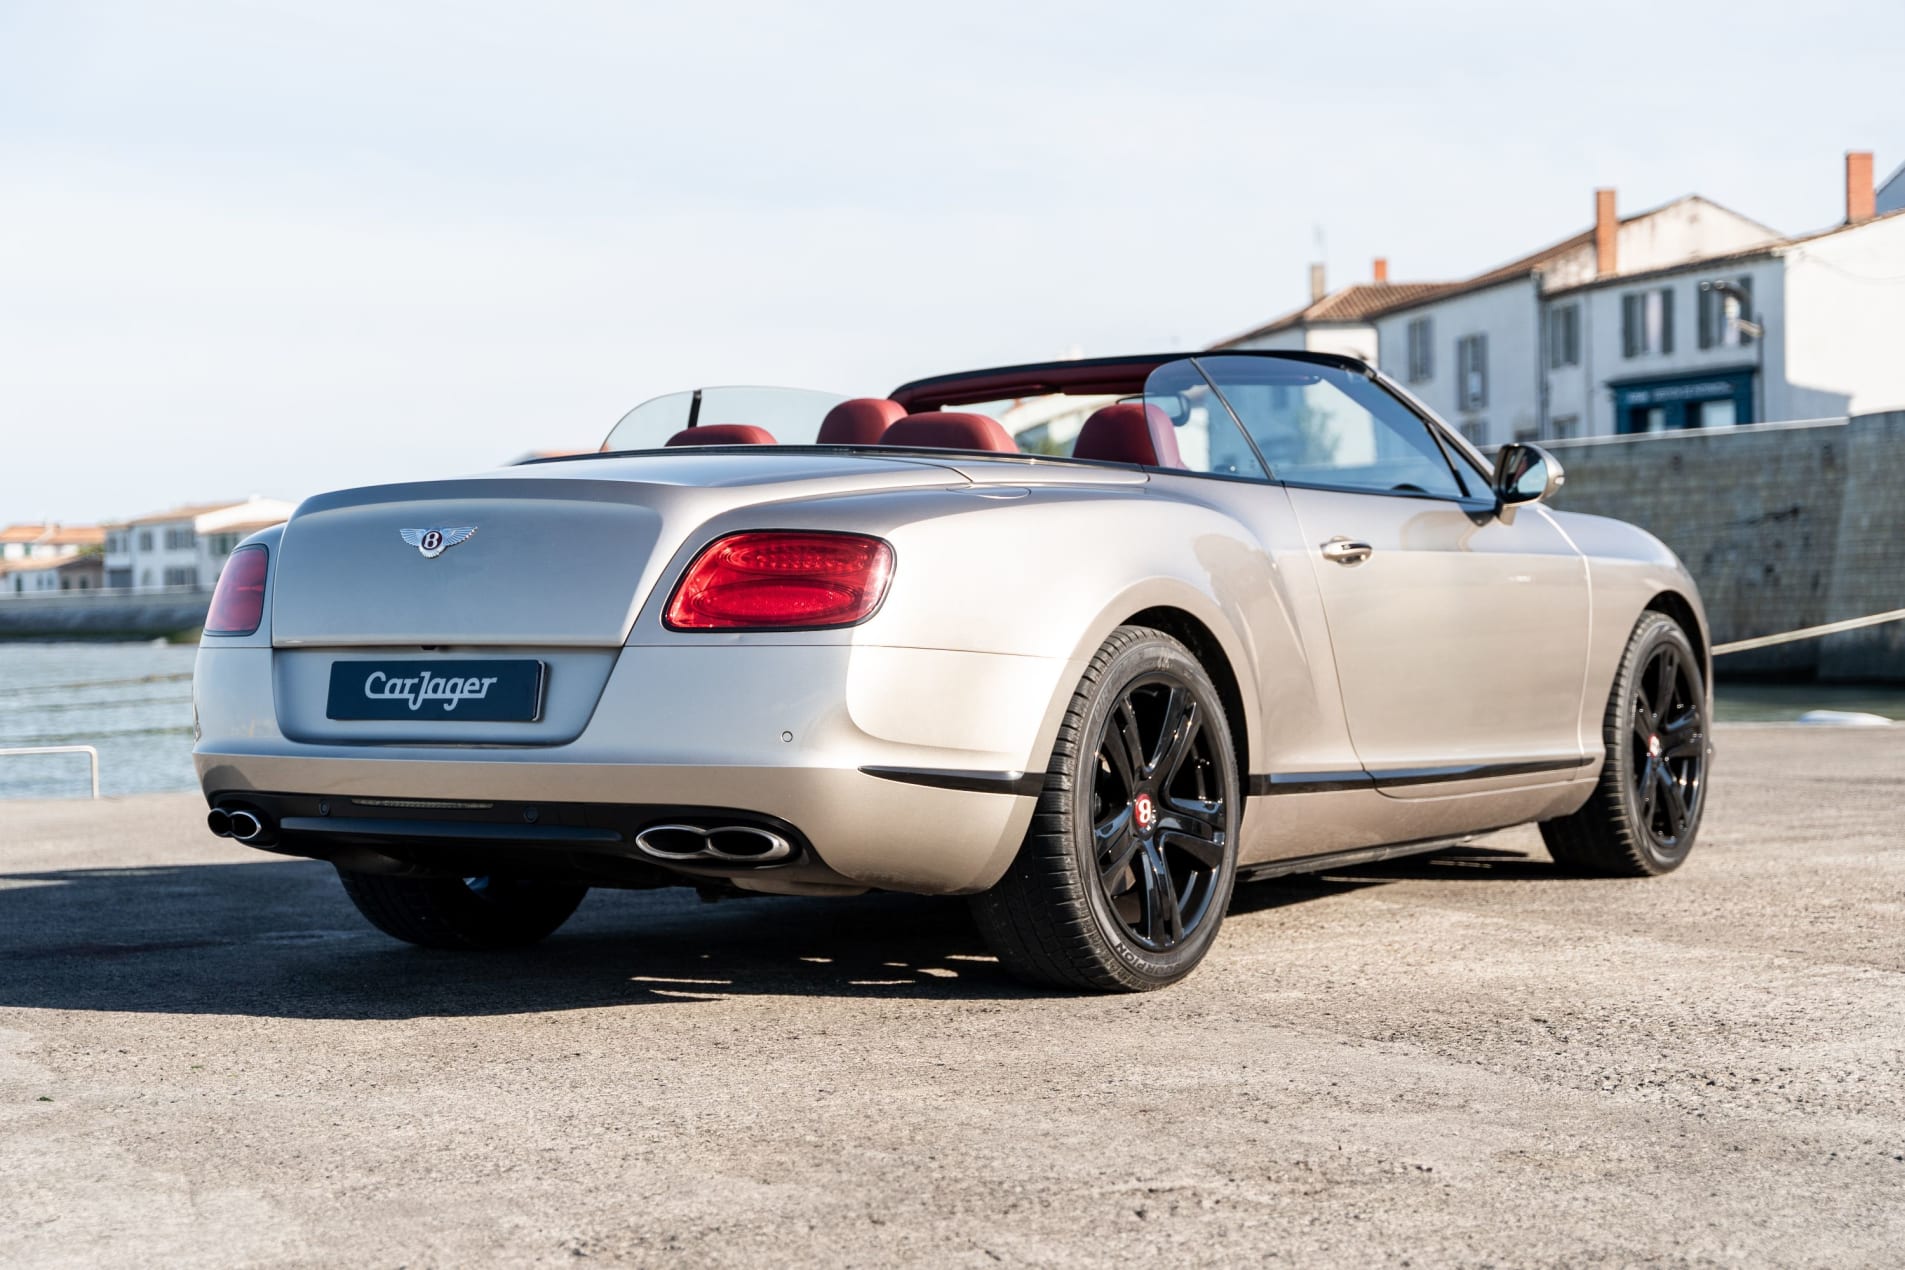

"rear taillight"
[204,544,269,637]
[664,531,893,631]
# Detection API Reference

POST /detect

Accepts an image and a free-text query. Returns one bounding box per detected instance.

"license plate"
[326,659,545,722]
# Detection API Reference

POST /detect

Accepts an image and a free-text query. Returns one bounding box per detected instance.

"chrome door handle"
[1320,538,1374,566]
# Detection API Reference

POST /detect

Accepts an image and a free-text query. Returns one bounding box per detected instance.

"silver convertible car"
[194,352,1711,990]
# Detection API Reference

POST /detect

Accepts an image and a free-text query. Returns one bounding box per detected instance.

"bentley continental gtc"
[193,352,1712,990]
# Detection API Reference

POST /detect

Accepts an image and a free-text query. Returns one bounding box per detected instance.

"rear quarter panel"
[629,476,1342,826]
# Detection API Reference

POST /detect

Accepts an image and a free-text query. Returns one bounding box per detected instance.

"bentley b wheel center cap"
[1133,792,1158,835]
[1647,735,1662,759]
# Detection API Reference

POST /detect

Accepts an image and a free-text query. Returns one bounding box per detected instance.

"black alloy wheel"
[971,625,1241,991]
[1090,673,1230,953]
[1541,611,1709,877]
[1628,639,1706,851]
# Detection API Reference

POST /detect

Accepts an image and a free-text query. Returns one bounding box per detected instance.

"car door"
[1195,355,1592,793]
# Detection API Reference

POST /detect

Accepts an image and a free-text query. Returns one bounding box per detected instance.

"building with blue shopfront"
[1233,150,1905,444]
[1610,367,1758,434]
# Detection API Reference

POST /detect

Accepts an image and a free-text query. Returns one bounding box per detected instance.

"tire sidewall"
[1070,636,1240,986]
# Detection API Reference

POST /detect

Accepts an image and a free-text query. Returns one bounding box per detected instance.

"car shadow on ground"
[0,845,1552,1020]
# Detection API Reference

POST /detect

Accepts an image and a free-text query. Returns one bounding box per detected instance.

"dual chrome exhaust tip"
[633,823,795,865]
[207,807,268,843]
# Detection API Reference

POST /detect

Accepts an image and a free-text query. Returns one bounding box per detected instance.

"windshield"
[602,386,850,451]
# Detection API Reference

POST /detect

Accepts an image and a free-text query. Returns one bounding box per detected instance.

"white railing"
[0,745,101,799]
[1540,416,1851,450]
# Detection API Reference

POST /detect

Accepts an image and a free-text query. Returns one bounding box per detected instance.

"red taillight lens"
[665,532,894,630]
[204,544,269,637]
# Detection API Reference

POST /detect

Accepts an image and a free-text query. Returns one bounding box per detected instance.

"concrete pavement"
[2,726,1901,1266]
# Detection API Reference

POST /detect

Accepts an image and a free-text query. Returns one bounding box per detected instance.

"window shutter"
[1621,295,1638,357]
[1660,288,1675,354]
[1698,288,1715,349]
[1476,335,1488,407]
[1737,275,1754,346]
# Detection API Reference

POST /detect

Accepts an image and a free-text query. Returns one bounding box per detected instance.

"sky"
[3,0,1901,523]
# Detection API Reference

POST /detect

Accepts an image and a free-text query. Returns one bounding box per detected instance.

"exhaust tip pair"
[634,823,795,865]
[207,807,266,842]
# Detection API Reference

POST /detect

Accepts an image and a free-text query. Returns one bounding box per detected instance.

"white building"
[103,497,295,591]
[1544,195,1905,436]
[2,553,105,594]
[0,522,104,562]
[1370,191,1780,444]
[1214,150,1905,445]
[1215,259,1455,364]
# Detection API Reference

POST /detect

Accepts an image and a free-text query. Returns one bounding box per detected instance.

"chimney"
[1308,262,1326,303]
[1372,256,1389,284]
[1595,188,1618,276]
[1846,150,1875,224]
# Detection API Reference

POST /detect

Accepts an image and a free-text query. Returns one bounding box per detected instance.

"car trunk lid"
[269,455,964,647]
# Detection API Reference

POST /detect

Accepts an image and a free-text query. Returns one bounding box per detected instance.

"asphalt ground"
[2,726,1901,1267]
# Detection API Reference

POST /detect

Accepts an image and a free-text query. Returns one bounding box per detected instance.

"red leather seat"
[881,412,1018,454]
[818,398,906,445]
[1072,403,1183,468]
[664,424,777,447]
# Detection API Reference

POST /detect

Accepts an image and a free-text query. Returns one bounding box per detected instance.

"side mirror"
[1492,443,1564,523]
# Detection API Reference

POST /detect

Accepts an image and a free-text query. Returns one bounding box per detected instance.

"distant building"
[2,553,105,594]
[1369,192,1780,444]
[0,523,105,562]
[102,497,295,591]
[1214,258,1453,364]
[1212,149,1905,445]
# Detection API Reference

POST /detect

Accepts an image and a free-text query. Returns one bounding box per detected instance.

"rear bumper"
[194,642,1080,894]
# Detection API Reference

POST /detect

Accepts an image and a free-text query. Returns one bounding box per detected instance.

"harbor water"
[0,642,198,800]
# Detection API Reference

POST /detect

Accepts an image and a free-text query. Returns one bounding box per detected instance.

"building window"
[162,566,199,587]
[1406,318,1433,382]
[163,526,197,550]
[1698,276,1754,349]
[106,532,124,554]
[138,530,154,552]
[1547,304,1581,368]
[1621,287,1675,357]
[1459,420,1488,446]
[1550,415,1580,440]
[1455,334,1488,410]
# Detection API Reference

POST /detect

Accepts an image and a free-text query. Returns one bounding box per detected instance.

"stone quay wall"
[1546,410,1905,681]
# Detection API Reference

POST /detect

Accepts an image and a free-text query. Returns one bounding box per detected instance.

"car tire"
[1540,611,1710,877]
[971,625,1241,992]
[336,869,589,949]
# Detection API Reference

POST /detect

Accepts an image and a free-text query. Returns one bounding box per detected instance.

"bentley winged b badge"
[400,526,477,559]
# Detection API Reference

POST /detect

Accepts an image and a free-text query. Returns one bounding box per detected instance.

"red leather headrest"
[818,398,906,446]
[664,424,777,447]
[881,412,1018,454]
[1073,403,1183,468]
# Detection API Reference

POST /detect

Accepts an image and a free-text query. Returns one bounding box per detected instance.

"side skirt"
[1236,835,1480,882]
